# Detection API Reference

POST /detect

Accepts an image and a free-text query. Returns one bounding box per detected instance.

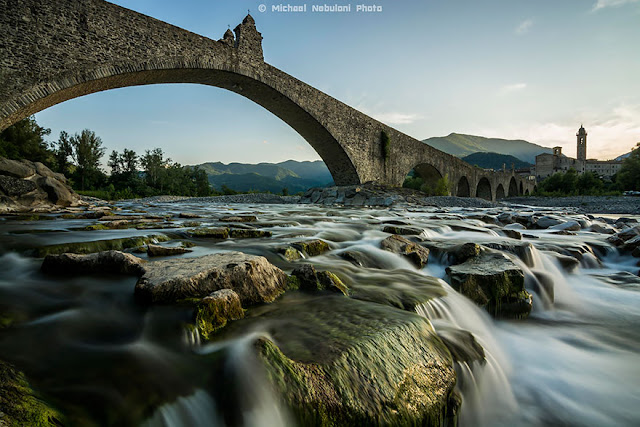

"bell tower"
[576,125,587,161]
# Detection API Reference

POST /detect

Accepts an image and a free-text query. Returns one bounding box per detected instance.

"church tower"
[576,125,587,161]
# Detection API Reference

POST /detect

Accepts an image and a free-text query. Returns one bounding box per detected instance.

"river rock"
[290,264,349,295]
[186,227,229,239]
[195,289,245,340]
[590,223,616,234]
[446,252,532,318]
[0,158,35,178]
[146,244,192,257]
[535,215,565,229]
[178,212,202,219]
[502,229,522,240]
[220,215,257,223]
[34,234,169,257]
[291,239,331,257]
[238,295,460,426]
[276,246,303,261]
[0,358,66,425]
[0,157,80,212]
[550,220,581,232]
[380,234,430,268]
[134,252,287,305]
[382,225,423,235]
[229,228,272,238]
[41,250,146,276]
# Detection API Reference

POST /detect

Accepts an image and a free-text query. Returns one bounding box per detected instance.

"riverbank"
[505,195,640,215]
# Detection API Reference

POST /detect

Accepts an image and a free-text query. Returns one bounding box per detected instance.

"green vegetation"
[617,143,640,191]
[534,169,620,196]
[0,116,53,165]
[381,130,391,161]
[403,172,450,196]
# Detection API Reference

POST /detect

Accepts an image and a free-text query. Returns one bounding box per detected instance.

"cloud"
[592,0,640,11]
[499,83,527,94]
[371,112,421,125]
[515,19,533,35]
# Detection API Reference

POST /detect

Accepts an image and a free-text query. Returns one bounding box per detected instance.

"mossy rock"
[195,289,245,340]
[278,246,303,262]
[229,229,272,239]
[0,359,66,426]
[446,251,532,318]
[33,235,169,257]
[291,264,349,296]
[186,227,229,239]
[292,239,331,257]
[82,223,110,231]
[217,294,459,426]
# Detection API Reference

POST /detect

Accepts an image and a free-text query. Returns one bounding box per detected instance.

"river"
[0,201,639,426]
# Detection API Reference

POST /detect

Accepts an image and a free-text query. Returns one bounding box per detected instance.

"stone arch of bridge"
[476,177,492,200]
[508,177,518,197]
[496,183,506,200]
[456,176,470,197]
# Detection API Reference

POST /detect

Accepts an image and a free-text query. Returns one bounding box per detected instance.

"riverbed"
[0,200,639,426]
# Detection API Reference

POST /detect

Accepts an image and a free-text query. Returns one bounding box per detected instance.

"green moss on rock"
[0,360,66,426]
[33,234,169,257]
[292,239,331,257]
[195,289,245,340]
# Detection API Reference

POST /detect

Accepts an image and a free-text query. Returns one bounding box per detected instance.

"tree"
[618,143,640,191]
[576,172,603,195]
[108,150,121,175]
[52,131,73,175]
[0,116,53,164]
[140,148,169,190]
[69,129,106,190]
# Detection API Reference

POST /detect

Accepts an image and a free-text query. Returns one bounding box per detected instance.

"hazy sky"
[35,0,640,164]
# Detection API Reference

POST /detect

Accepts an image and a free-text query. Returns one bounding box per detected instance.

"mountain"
[422,133,552,164]
[193,160,333,194]
[461,152,532,171]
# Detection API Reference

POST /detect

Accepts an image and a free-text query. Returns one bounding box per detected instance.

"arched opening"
[456,176,470,197]
[534,185,538,193]
[508,177,518,197]
[525,189,530,196]
[403,163,448,196]
[1,66,360,186]
[496,184,505,200]
[476,177,492,200]
[519,181,524,195]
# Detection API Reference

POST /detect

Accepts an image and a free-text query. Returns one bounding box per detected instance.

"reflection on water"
[0,202,639,426]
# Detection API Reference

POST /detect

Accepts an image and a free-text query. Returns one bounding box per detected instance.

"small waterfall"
[416,290,518,426]
[183,324,201,348]
[143,390,223,427]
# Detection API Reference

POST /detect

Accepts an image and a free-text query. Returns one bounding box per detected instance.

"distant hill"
[461,152,532,171]
[193,160,333,194]
[423,133,552,164]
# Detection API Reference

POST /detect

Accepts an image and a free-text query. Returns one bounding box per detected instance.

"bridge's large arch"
[508,177,518,197]
[476,177,492,200]
[496,184,505,200]
[410,163,444,195]
[0,0,538,194]
[456,176,470,197]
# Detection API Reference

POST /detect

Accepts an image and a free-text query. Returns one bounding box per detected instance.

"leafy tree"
[576,172,604,195]
[51,131,73,175]
[69,129,106,190]
[108,150,121,175]
[618,143,640,191]
[140,148,169,190]
[0,116,53,164]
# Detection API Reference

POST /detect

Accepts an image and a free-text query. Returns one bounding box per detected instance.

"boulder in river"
[224,294,460,426]
[186,227,229,239]
[0,157,80,212]
[291,239,331,257]
[446,252,532,318]
[135,251,287,305]
[382,225,423,235]
[34,234,169,257]
[380,234,430,268]
[290,264,349,296]
[195,289,245,340]
[220,215,257,223]
[146,244,192,257]
[41,250,146,276]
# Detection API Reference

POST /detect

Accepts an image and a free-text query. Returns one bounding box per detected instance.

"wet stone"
[380,234,430,268]
[195,289,245,340]
[146,244,192,257]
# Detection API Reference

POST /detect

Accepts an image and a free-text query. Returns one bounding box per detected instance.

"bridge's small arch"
[534,185,538,193]
[404,163,447,195]
[476,177,492,200]
[519,181,524,195]
[456,176,470,197]
[508,177,518,197]
[496,184,506,200]
[525,189,530,196]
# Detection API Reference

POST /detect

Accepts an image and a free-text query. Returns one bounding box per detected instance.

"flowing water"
[0,202,639,426]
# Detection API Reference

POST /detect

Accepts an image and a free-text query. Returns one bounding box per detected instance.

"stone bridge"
[0,0,536,200]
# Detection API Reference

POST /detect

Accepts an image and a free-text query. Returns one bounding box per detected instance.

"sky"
[34,0,640,165]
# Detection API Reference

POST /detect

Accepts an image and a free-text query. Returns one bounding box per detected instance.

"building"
[533,125,623,180]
